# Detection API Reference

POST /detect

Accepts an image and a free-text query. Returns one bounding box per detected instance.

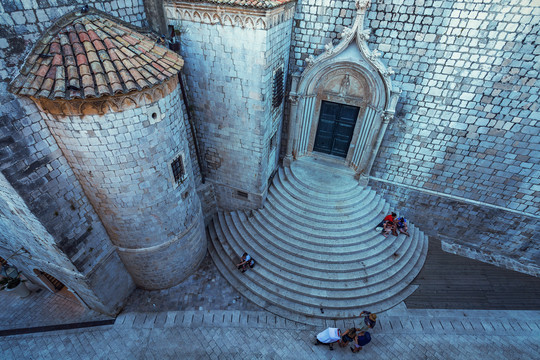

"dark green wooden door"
[313,101,359,158]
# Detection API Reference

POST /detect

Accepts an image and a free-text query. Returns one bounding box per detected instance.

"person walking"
[358,310,377,332]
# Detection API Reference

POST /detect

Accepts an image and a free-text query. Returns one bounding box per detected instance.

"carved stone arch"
[121,96,137,110]
[285,3,400,184]
[244,17,255,29]
[212,13,221,25]
[100,101,112,114]
[183,10,192,21]
[166,7,173,19]
[156,87,167,101]
[223,15,233,27]
[141,93,153,106]
[193,11,201,23]
[80,102,101,116]
[234,16,243,28]
[202,12,212,24]
[255,18,265,30]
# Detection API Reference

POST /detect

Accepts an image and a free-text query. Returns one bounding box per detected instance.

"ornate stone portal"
[285,0,400,183]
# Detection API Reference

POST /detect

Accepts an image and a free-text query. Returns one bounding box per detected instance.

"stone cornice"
[166,2,295,30]
[32,76,178,117]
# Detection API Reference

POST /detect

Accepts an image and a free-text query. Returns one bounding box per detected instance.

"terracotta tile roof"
[10,8,183,100]
[170,0,295,9]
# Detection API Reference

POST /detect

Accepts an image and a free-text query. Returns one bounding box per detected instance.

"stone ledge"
[441,239,540,278]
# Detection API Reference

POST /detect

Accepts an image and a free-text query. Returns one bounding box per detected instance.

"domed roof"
[9,7,183,100]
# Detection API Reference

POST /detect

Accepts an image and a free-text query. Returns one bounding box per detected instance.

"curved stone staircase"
[208,157,428,325]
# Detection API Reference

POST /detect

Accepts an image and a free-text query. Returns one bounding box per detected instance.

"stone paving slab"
[1,309,539,360]
[0,284,111,332]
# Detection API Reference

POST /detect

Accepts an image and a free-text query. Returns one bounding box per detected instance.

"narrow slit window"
[272,67,284,108]
[171,155,186,184]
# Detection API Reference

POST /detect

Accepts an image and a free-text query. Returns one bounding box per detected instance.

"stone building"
[0,0,538,316]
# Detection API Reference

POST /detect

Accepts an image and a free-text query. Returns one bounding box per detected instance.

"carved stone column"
[355,111,394,184]
[284,72,301,167]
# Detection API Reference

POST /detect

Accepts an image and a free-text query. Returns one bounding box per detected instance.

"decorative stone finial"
[340,27,353,39]
[356,0,371,10]
[289,94,299,104]
[369,49,381,60]
[358,29,371,40]
[324,42,334,53]
[382,112,394,123]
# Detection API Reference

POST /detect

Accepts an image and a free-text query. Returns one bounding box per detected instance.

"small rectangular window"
[237,190,249,199]
[272,66,284,108]
[270,131,278,150]
[171,155,186,184]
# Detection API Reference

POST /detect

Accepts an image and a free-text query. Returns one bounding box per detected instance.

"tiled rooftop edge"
[166,0,296,10]
[9,6,183,101]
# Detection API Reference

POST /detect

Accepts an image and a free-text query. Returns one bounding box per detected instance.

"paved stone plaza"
[1,251,539,359]
[2,308,540,360]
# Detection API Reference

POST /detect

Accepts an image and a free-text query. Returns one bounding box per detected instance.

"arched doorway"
[33,269,83,305]
[285,2,400,184]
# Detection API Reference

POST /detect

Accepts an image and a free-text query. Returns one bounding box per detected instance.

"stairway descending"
[208,156,428,326]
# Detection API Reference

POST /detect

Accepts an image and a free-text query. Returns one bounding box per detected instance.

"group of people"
[376,212,410,238]
[315,311,377,352]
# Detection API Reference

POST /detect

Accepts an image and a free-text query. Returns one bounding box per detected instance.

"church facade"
[0,0,538,315]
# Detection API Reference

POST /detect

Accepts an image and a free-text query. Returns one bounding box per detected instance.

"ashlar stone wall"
[166,1,295,210]
[0,172,133,315]
[0,0,147,313]
[41,80,206,290]
[286,0,539,274]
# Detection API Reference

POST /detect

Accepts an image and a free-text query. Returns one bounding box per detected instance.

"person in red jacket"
[376,212,397,237]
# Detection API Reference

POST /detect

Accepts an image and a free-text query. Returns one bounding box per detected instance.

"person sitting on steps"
[375,212,396,231]
[236,252,255,272]
[381,218,398,238]
[396,217,410,237]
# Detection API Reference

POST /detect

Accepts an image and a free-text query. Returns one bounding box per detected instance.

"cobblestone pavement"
[1,309,539,359]
[123,253,260,313]
[2,252,540,359]
[0,282,111,331]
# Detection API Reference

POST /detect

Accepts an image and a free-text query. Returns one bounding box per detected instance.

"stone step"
[257,200,389,239]
[280,167,364,204]
[255,198,390,242]
[288,158,360,196]
[230,214,426,296]
[248,211,400,257]
[209,219,422,322]
[229,211,426,289]
[237,211,418,271]
[268,179,381,225]
[270,174,376,217]
[207,159,428,324]
[219,211,426,297]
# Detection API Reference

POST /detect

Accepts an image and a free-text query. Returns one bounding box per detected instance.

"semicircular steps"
[208,158,428,325]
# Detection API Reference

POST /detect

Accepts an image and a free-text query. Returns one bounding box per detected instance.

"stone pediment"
[301,0,399,113]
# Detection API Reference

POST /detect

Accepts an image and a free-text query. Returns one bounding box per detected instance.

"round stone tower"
[9,7,206,289]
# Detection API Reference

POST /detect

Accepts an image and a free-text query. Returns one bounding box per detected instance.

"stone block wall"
[42,81,207,289]
[286,0,539,273]
[167,2,295,210]
[0,1,148,311]
[260,7,295,188]
[0,172,133,315]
